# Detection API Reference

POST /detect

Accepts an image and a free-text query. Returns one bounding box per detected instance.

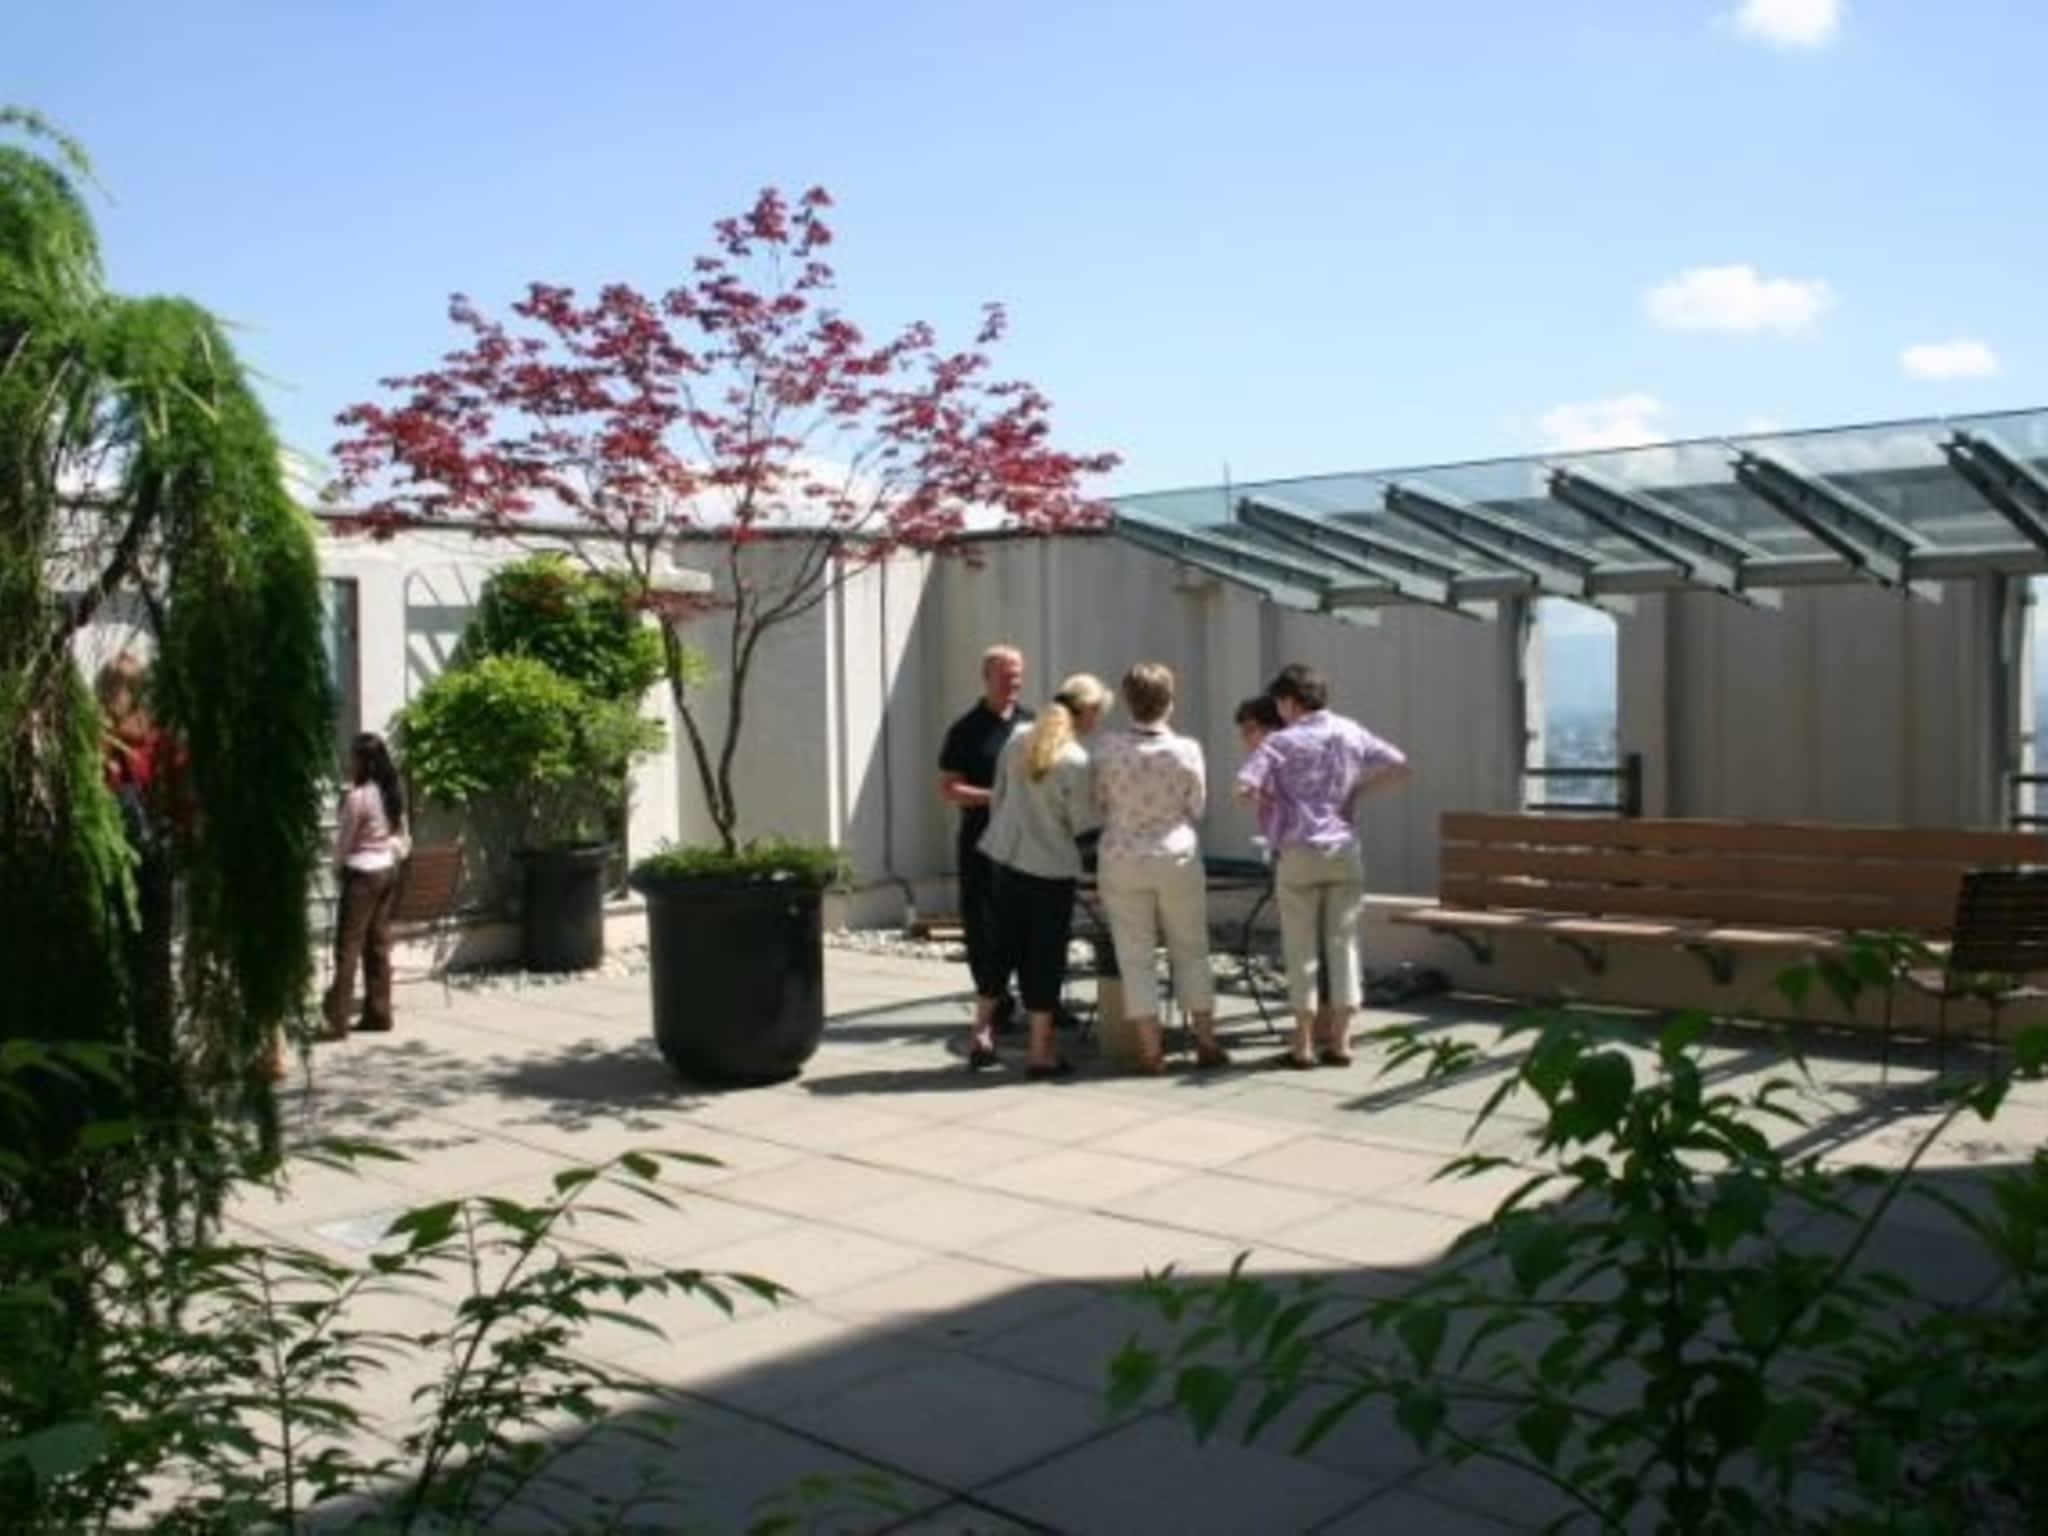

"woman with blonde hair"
[1095,663,1228,1073]
[975,673,1112,1080]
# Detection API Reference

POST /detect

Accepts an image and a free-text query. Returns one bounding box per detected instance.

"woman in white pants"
[1094,663,1230,1074]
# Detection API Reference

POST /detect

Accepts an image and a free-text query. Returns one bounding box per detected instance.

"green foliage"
[631,838,849,890]
[457,552,666,705]
[0,1040,838,1534]
[397,555,669,857]
[1116,941,2048,1533]
[396,654,663,850]
[1,111,329,1245]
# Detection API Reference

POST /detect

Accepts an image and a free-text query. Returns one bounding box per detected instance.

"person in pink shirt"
[323,731,411,1039]
[1236,665,1409,1068]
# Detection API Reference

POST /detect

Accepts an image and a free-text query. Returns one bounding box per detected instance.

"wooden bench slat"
[1442,812,2048,864]
[1439,875,1955,933]
[390,845,465,926]
[1396,907,1849,956]
[1441,844,1968,897]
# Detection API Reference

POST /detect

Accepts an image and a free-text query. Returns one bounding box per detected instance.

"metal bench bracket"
[1550,935,1607,975]
[1432,926,1494,966]
[1682,942,1738,985]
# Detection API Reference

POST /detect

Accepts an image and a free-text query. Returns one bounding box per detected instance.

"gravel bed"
[446,944,651,992]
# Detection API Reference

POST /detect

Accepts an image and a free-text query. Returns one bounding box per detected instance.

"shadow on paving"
[295,1097,2032,1533]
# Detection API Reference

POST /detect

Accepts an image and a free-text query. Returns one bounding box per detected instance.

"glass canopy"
[1113,407,2048,615]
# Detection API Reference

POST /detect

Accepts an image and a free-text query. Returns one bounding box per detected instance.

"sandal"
[1194,1043,1234,1070]
[1130,1051,1166,1077]
[966,1043,1000,1072]
[1281,1052,1318,1072]
[1316,1048,1353,1068]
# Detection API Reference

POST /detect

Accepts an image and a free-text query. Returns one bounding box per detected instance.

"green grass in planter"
[633,840,848,889]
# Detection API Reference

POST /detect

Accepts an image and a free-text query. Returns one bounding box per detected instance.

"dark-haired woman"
[323,732,410,1039]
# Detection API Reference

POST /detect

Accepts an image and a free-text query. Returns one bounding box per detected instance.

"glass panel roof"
[1113,407,2048,604]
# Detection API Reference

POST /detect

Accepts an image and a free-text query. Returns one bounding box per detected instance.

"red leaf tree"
[334,186,1117,854]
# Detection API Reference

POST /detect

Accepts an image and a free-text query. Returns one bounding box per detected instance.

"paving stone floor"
[247,950,2048,1534]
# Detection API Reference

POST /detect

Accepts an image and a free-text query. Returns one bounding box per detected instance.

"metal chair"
[1901,866,2048,1070]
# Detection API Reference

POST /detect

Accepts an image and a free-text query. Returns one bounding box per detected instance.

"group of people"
[939,645,1409,1079]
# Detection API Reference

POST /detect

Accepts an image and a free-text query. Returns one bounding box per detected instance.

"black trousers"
[959,839,1007,1000]
[992,864,1077,1015]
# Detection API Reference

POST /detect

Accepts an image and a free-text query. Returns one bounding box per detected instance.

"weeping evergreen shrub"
[0,109,330,1238]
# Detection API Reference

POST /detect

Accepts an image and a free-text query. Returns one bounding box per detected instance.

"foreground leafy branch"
[0,1040,906,1534]
[1112,943,2048,1534]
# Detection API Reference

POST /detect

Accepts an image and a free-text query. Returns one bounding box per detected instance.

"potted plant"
[629,842,846,1084]
[396,652,664,971]
[333,185,1115,1081]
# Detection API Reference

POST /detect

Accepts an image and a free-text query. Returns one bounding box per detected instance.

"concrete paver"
[255,950,2047,1534]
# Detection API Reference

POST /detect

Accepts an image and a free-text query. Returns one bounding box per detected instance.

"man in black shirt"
[938,644,1030,1053]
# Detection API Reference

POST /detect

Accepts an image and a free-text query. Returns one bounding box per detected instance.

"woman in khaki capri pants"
[1236,664,1409,1069]
[1093,664,1232,1074]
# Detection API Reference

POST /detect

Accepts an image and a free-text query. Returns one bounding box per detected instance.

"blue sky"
[6,0,2042,494]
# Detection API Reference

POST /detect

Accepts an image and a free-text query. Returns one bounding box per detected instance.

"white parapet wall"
[311,522,2037,1049]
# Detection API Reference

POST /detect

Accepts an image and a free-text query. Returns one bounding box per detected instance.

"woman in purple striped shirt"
[1236,665,1409,1069]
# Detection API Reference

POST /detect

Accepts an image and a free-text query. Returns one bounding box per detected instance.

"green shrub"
[631,839,848,890]
[456,553,665,706]
[395,654,663,847]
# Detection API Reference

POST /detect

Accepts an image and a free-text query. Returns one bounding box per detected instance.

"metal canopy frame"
[1113,511,1387,621]
[1731,450,1927,591]
[1547,465,1778,607]
[1383,481,1641,616]
[1237,493,1483,615]
[1110,408,2048,622]
[1382,482,1598,596]
[1944,431,2048,555]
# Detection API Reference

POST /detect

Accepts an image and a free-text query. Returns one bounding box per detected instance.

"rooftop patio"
[243,947,2048,1535]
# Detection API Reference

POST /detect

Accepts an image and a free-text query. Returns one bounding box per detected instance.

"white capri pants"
[1098,853,1216,1021]
[1274,844,1365,1012]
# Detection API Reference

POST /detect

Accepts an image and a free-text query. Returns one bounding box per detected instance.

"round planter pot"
[629,869,825,1086]
[516,844,611,973]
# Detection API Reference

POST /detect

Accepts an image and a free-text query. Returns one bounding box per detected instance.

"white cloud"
[1731,0,1844,47]
[1537,394,1670,453]
[1644,264,1835,335]
[1899,338,2000,381]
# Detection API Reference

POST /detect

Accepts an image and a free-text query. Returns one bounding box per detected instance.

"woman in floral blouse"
[1094,663,1230,1073]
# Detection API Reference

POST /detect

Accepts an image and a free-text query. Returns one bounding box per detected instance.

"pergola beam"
[1732,450,1926,591]
[1943,430,2048,556]
[1547,465,1777,607]
[1238,493,1477,614]
[1381,480,1634,616]
[1113,512,1389,620]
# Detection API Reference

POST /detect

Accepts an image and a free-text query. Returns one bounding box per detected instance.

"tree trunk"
[661,625,733,855]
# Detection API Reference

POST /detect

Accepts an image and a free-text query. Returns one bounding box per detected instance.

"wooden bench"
[390,843,467,995]
[314,842,468,998]
[1394,813,2048,985]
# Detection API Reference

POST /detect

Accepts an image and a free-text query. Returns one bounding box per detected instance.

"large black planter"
[630,869,825,1086]
[517,844,611,972]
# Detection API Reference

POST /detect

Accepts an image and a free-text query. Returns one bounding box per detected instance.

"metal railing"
[1523,751,1644,818]
[2008,771,2048,829]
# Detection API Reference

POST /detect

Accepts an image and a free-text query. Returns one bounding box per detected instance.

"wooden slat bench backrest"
[1439,813,2048,935]
[390,843,464,927]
